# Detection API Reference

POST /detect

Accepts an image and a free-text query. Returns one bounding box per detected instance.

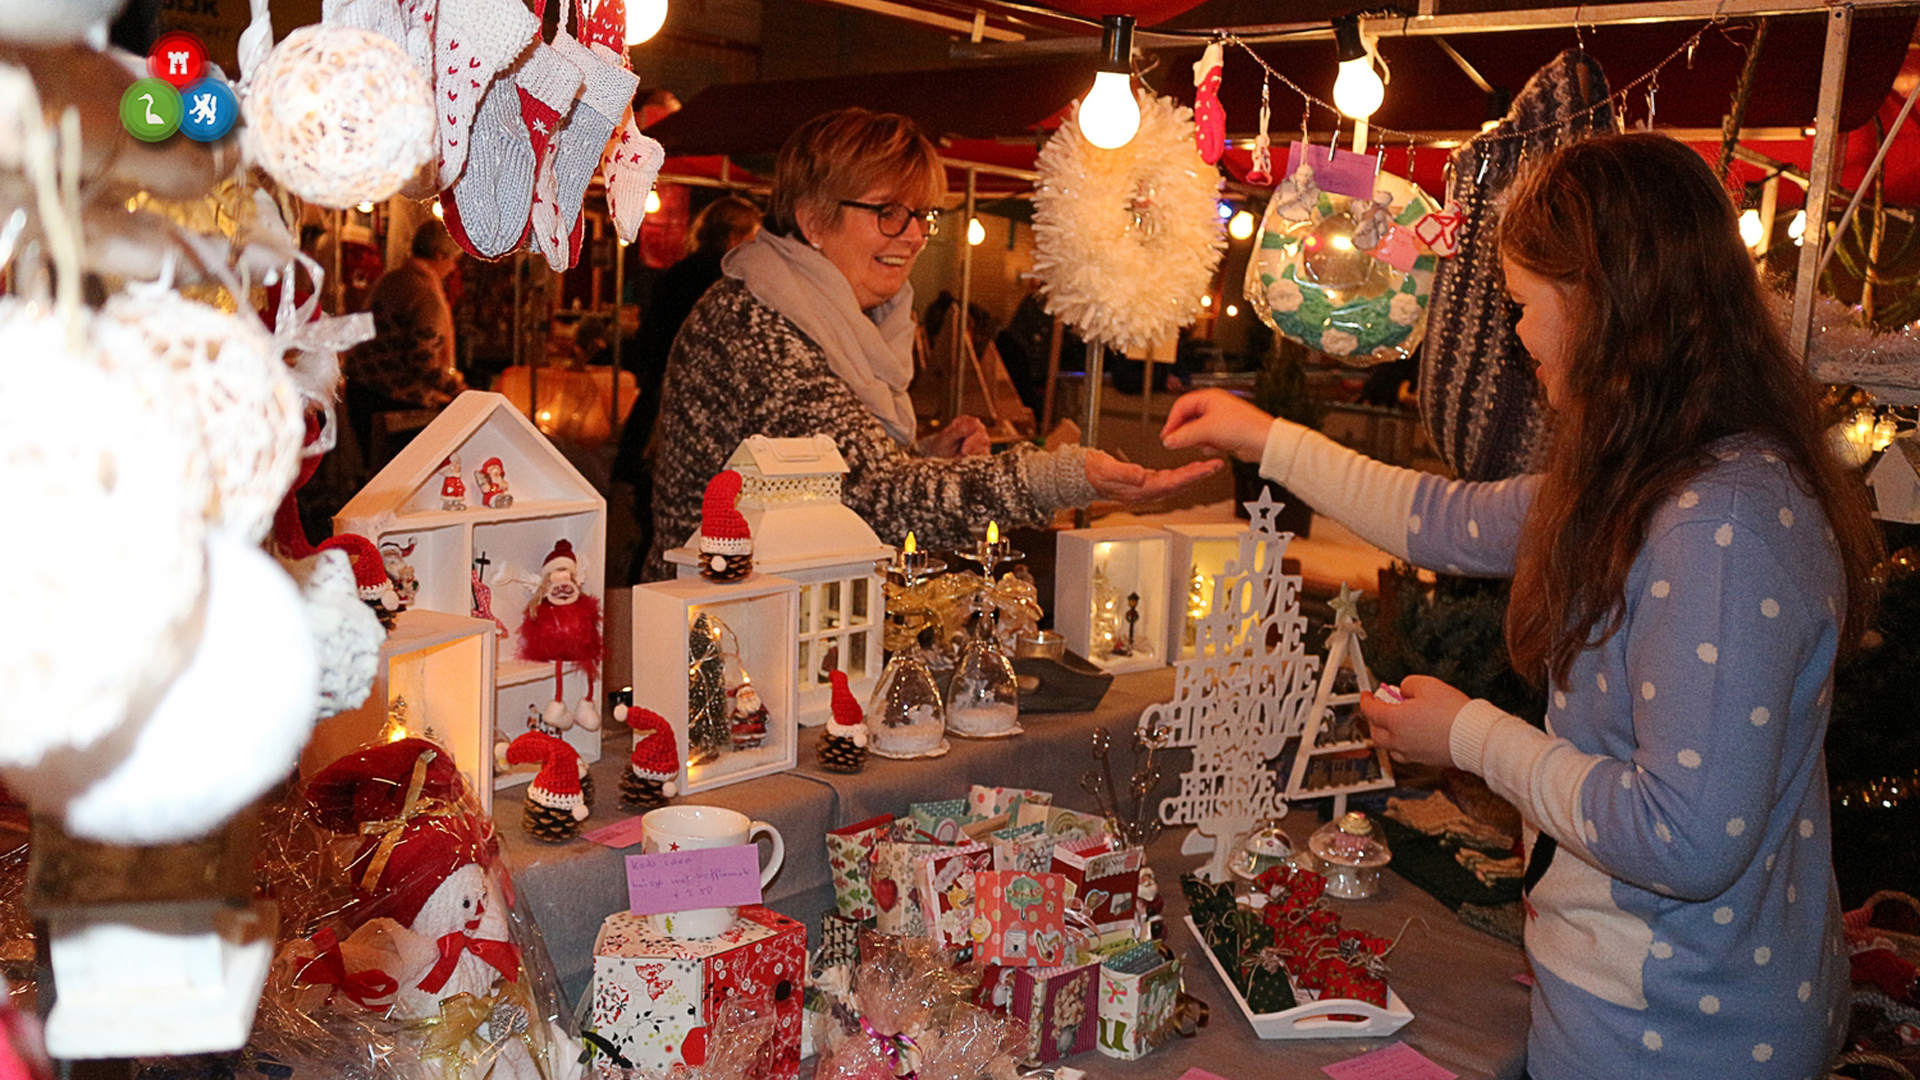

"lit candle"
[987,521,999,544]
[905,532,917,556]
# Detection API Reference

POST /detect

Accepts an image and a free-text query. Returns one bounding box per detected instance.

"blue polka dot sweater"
[1262,421,1849,1080]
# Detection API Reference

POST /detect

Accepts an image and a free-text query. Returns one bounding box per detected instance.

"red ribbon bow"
[296,928,400,1008]
[418,930,521,995]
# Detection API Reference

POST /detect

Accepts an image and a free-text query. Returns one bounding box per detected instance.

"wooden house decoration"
[1283,584,1396,818]
[1141,489,1322,882]
[665,435,891,726]
[1055,526,1173,673]
[334,391,608,790]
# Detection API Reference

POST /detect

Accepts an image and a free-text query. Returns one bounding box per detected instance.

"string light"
[645,189,662,215]
[967,217,986,246]
[430,201,444,220]
[1224,303,1239,317]
[1331,14,1384,121]
[1788,209,1807,245]
[1079,15,1140,150]
[1738,208,1764,249]
[1200,294,1213,308]
[626,0,667,45]
[1228,210,1256,240]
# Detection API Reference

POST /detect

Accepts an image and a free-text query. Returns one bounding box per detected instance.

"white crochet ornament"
[94,292,305,543]
[0,301,211,775]
[242,24,436,208]
[1033,90,1225,356]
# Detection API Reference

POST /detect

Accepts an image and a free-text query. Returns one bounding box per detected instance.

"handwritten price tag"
[625,846,763,915]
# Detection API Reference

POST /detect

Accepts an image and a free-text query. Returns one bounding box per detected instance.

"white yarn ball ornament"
[0,300,211,774]
[242,24,436,208]
[94,293,305,543]
[1033,91,1225,355]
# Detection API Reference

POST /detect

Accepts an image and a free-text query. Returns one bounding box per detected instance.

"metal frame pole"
[950,167,978,423]
[1790,4,1851,360]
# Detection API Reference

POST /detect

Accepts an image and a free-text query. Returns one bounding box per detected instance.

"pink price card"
[1175,1070,1239,1080]
[1321,1041,1459,1080]
[582,815,650,849]
[1284,140,1381,200]
[624,845,763,916]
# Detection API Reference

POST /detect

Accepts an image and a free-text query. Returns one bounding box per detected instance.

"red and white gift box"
[1051,837,1143,937]
[589,905,806,1078]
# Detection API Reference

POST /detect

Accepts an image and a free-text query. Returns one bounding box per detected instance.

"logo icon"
[121,79,183,143]
[124,32,237,143]
[179,79,238,142]
[148,31,207,89]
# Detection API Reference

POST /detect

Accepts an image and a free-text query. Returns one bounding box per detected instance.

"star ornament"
[1329,583,1365,634]
[1243,486,1289,536]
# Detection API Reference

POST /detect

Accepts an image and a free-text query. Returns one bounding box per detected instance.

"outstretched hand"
[921,415,991,457]
[1358,674,1470,768]
[1085,450,1223,507]
[1160,388,1276,463]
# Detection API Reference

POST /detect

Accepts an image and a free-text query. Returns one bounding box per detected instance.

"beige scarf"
[723,231,918,445]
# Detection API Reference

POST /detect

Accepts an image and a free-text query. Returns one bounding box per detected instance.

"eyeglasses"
[839,200,942,238]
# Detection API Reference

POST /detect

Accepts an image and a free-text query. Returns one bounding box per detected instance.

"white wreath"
[1032,90,1225,356]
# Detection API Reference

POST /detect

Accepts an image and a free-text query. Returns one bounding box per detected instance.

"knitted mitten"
[322,0,411,59]
[432,0,540,190]
[441,76,533,257]
[1418,48,1612,480]
[602,105,664,244]
[530,33,638,269]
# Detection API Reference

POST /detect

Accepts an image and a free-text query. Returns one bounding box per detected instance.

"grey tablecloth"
[500,668,1531,1079]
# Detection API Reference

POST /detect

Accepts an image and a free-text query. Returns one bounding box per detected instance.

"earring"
[810,239,821,250]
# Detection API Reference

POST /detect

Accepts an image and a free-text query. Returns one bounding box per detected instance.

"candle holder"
[866,534,950,758]
[947,523,1024,738]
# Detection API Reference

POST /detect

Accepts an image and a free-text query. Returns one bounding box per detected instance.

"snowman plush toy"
[296,738,582,1080]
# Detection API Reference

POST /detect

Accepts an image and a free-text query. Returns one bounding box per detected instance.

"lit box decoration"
[666,436,890,726]
[334,391,608,788]
[1163,522,1272,662]
[300,608,500,815]
[631,574,800,794]
[1054,526,1172,674]
[589,906,806,1078]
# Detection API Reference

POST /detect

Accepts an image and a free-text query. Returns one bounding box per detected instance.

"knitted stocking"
[575,0,626,55]
[433,0,540,190]
[602,105,664,244]
[530,33,638,270]
[441,76,533,257]
[1418,48,1612,481]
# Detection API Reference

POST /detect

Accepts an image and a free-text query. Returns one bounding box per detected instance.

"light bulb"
[967,217,986,246]
[1225,303,1239,317]
[1334,57,1385,119]
[1078,71,1140,150]
[1228,210,1256,240]
[430,200,444,220]
[1738,208,1763,249]
[645,189,662,215]
[1217,202,1234,220]
[627,0,667,45]
[1788,210,1807,244]
[356,201,374,214]
[1200,294,1212,308]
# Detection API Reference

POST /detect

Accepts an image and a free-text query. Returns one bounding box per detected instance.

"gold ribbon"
[355,749,459,893]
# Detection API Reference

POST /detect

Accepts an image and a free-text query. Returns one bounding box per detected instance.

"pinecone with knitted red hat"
[698,470,753,581]
[317,533,401,629]
[505,732,589,842]
[816,669,868,773]
[620,705,679,809]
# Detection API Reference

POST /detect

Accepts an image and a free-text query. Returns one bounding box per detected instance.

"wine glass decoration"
[865,532,951,758]
[946,522,1023,738]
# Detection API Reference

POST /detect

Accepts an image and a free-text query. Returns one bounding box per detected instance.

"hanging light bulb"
[645,189,662,215]
[967,217,986,246]
[1078,15,1140,150]
[1738,208,1764,249]
[1788,209,1807,245]
[1228,210,1256,240]
[1224,303,1239,317]
[1200,294,1213,308]
[1332,14,1385,120]
[430,200,444,220]
[627,0,668,45]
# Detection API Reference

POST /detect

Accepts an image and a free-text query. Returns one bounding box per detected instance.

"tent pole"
[950,167,977,423]
[1790,4,1850,360]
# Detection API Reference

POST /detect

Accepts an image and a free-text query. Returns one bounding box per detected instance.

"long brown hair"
[1501,133,1881,690]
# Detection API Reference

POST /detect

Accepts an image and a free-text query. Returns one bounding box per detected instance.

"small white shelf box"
[1165,523,1275,662]
[664,436,891,726]
[631,574,801,795]
[334,391,607,788]
[300,608,500,816]
[1054,526,1172,674]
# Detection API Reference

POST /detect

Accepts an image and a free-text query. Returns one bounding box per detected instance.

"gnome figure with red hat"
[317,533,402,629]
[698,470,753,581]
[516,539,605,733]
[297,738,578,1080]
[505,732,590,842]
[816,669,868,773]
[616,705,679,809]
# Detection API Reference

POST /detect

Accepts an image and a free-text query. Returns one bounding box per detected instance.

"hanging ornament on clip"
[1193,39,1226,164]
[1247,80,1274,185]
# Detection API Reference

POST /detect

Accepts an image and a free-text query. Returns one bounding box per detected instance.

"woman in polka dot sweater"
[1165,134,1882,1079]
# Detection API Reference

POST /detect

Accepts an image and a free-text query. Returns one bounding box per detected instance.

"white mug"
[640,805,785,938]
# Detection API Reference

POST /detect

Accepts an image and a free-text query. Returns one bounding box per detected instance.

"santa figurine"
[504,732,590,842]
[816,669,867,774]
[616,705,679,809]
[380,539,419,610]
[474,457,513,509]
[438,455,467,511]
[516,539,604,732]
[728,678,770,751]
[698,470,753,581]
[317,533,402,629]
[296,738,578,1080]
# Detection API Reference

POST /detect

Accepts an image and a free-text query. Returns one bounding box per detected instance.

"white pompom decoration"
[0,300,211,773]
[1032,90,1226,356]
[242,24,437,208]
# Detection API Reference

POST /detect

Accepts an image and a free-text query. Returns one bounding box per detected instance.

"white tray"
[1183,916,1413,1039]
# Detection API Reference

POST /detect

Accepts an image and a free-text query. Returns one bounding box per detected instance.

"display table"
[499,667,1530,1079]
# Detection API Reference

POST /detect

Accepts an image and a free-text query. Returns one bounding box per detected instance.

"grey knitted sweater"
[645,278,1096,579]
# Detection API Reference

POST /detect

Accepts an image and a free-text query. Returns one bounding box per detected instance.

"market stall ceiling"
[649,8,1914,161]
